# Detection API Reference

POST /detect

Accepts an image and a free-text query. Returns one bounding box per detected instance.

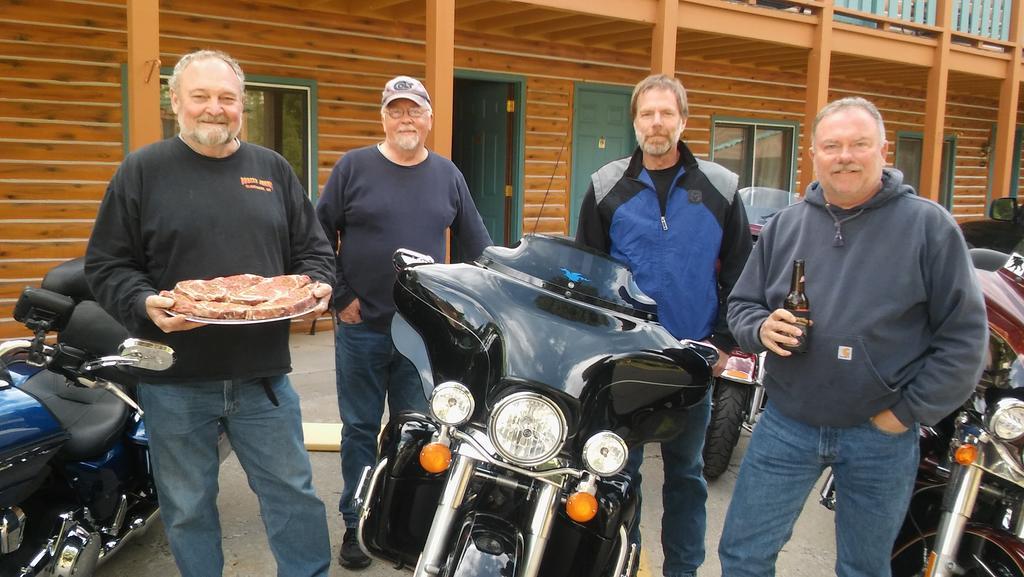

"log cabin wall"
[0,0,1019,339]
[0,0,126,339]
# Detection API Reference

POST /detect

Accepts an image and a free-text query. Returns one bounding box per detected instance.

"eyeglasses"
[384,107,428,119]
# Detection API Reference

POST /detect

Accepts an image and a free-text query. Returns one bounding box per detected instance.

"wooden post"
[426,0,455,158]
[920,0,951,204]
[127,0,161,151]
[798,2,834,195]
[651,0,678,76]
[991,0,1023,204]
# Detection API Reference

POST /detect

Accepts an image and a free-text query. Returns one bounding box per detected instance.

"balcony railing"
[747,0,1016,48]
[833,0,1014,47]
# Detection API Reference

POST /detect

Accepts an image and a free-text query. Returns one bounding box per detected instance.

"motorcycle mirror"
[118,338,175,372]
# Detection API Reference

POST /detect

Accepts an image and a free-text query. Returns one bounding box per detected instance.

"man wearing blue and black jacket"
[576,73,752,577]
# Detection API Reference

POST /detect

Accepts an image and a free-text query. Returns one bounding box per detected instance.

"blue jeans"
[138,375,331,577]
[718,403,919,577]
[625,390,711,577]
[335,321,428,527]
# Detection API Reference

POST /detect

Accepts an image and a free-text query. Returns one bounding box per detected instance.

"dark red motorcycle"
[821,248,1024,576]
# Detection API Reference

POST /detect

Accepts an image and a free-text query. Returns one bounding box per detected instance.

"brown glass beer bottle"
[783,259,809,353]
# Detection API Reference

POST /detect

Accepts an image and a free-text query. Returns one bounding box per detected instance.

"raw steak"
[163,274,317,321]
[228,275,312,305]
[244,284,317,320]
[173,274,263,302]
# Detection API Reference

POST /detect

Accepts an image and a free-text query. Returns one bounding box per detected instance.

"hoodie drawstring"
[824,203,866,247]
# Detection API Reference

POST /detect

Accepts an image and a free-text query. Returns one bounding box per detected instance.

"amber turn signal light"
[566,492,598,523]
[954,444,978,465]
[419,442,452,473]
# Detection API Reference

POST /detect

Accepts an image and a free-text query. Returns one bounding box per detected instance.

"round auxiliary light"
[582,431,629,477]
[990,398,1024,442]
[430,381,475,426]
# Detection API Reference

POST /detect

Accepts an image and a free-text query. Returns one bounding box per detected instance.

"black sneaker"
[338,528,371,569]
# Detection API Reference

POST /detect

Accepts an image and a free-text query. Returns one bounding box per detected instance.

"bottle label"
[786,310,810,353]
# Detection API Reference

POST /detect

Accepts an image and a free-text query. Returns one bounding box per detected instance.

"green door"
[453,79,511,247]
[570,84,635,235]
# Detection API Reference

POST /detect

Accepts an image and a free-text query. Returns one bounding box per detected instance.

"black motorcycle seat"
[42,258,93,302]
[20,369,129,460]
[60,300,131,358]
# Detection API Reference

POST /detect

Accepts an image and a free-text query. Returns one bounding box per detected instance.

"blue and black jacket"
[576,141,752,349]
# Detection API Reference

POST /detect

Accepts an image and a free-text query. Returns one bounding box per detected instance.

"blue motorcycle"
[0,260,223,577]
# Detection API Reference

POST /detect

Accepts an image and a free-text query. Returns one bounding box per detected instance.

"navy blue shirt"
[317,145,492,333]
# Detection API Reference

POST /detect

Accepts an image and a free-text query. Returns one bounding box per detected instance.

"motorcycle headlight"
[990,398,1024,441]
[488,392,567,466]
[430,381,474,426]
[582,431,628,476]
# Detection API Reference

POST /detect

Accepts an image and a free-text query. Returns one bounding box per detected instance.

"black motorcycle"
[353,234,715,577]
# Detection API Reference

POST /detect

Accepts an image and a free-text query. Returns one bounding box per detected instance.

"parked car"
[960,197,1024,253]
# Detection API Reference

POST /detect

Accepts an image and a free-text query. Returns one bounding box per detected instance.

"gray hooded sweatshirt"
[727,168,987,427]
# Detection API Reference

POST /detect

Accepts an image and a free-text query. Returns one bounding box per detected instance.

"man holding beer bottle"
[717,97,988,577]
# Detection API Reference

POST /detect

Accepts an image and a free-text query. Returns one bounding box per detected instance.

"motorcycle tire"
[702,379,748,480]
[891,528,1024,577]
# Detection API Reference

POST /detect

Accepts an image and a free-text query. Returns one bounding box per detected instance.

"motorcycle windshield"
[393,235,710,442]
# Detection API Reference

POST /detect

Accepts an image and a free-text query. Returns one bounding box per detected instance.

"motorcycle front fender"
[959,524,1024,568]
[442,512,521,577]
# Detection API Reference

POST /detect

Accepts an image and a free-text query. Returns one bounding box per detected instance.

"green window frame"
[894,131,956,210]
[987,124,1023,202]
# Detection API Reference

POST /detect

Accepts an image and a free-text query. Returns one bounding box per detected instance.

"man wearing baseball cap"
[317,75,492,569]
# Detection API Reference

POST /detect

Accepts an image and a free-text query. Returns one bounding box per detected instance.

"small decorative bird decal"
[560,268,590,284]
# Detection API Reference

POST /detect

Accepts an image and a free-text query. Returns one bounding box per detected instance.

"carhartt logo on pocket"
[837,346,853,361]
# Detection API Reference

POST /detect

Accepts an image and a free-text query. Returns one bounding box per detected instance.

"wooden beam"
[948,48,1011,78]
[426,0,455,158]
[613,28,664,48]
[831,27,934,66]
[360,0,413,10]
[127,0,161,151]
[919,0,951,203]
[572,22,649,42]
[990,0,1023,203]
[798,1,832,195]
[457,2,532,24]
[507,0,658,23]
[511,14,602,36]
[472,9,565,31]
[678,0,815,47]
[652,0,678,75]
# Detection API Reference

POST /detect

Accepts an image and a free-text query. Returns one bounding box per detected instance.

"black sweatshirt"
[316,145,492,333]
[85,137,335,381]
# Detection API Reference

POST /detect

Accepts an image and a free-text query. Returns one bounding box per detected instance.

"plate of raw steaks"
[161,273,324,324]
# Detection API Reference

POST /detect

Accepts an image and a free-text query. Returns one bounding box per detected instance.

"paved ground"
[95,330,837,577]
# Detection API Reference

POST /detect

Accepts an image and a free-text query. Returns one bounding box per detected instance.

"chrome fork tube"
[517,481,561,577]
[413,454,478,577]
[928,462,984,577]
[746,384,766,426]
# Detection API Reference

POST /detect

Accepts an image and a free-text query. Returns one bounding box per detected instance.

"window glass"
[752,126,792,191]
[895,134,953,209]
[160,80,311,195]
[712,121,795,191]
[712,125,750,187]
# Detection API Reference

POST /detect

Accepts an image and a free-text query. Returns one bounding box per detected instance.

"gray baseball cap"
[382,76,431,108]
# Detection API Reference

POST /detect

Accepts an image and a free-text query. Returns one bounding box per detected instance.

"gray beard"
[189,125,235,147]
[395,134,421,151]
